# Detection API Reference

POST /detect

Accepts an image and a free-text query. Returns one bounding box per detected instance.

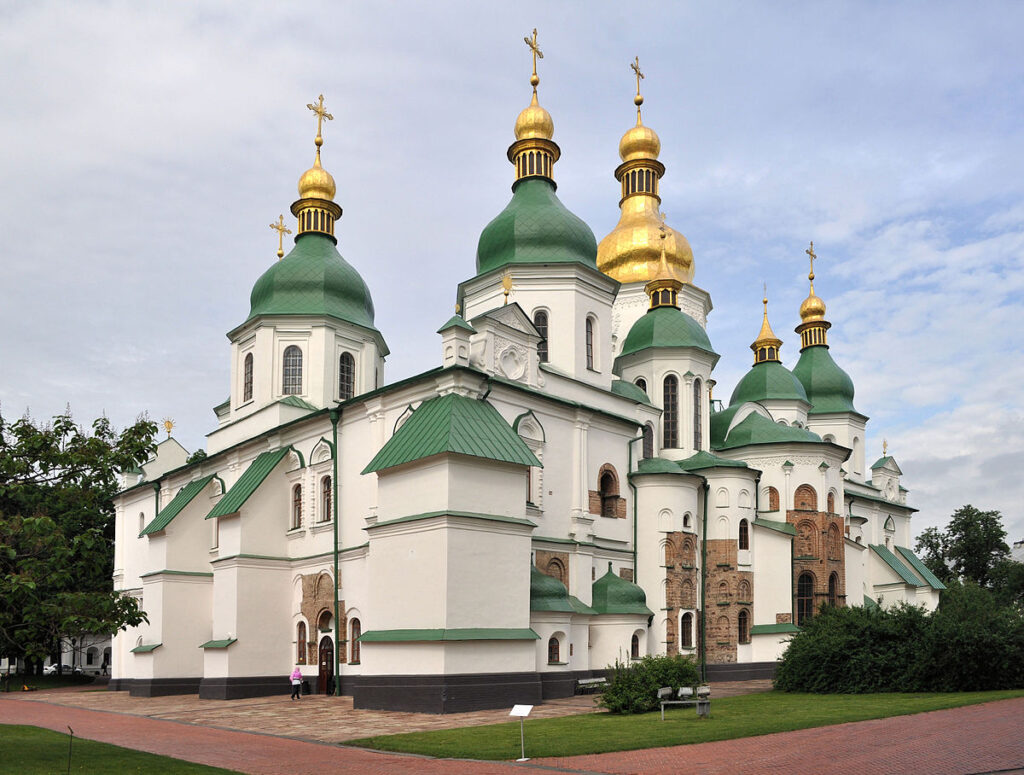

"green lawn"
[2,673,97,691]
[347,690,1024,760]
[0,725,242,774]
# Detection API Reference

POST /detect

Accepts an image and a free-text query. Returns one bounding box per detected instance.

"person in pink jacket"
[289,667,303,700]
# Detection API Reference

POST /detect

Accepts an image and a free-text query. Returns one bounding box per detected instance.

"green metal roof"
[199,638,237,649]
[206,448,291,519]
[895,546,947,590]
[633,457,686,475]
[247,233,386,352]
[530,565,575,613]
[729,361,809,406]
[864,595,880,609]
[792,345,857,415]
[362,393,541,474]
[677,450,750,472]
[753,518,796,536]
[437,314,476,333]
[568,595,598,616]
[610,379,652,405]
[371,511,536,529]
[716,411,822,450]
[476,177,598,275]
[615,306,717,365]
[278,395,318,411]
[870,544,925,586]
[710,404,741,448]
[141,475,216,536]
[358,628,539,642]
[749,623,800,635]
[591,565,653,615]
[130,643,161,653]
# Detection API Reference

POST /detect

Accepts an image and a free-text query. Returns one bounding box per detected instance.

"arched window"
[663,376,679,447]
[283,345,303,395]
[291,484,302,529]
[738,518,749,550]
[737,579,751,601]
[533,311,549,363]
[693,378,703,449]
[243,353,253,402]
[827,491,836,513]
[548,636,559,664]
[828,523,841,560]
[797,521,816,557]
[794,484,817,511]
[767,486,780,512]
[828,573,839,607]
[546,558,566,585]
[738,610,750,644]
[681,612,693,648]
[630,633,640,659]
[797,572,815,626]
[339,352,355,400]
[600,469,618,518]
[350,618,361,664]
[718,580,730,602]
[320,476,332,523]
[585,317,595,370]
[642,424,654,460]
[635,377,647,394]
[296,621,307,664]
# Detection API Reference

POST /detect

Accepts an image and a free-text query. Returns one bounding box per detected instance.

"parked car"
[42,664,82,675]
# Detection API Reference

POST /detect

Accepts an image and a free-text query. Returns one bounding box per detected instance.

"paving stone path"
[1,688,1021,774]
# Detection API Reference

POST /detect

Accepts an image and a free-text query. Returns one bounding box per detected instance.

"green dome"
[610,379,651,405]
[530,566,575,613]
[730,361,809,406]
[476,177,598,275]
[792,345,857,415]
[716,411,821,450]
[591,565,653,615]
[616,306,717,364]
[248,233,377,331]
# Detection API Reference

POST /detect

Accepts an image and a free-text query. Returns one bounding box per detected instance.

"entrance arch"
[317,636,334,695]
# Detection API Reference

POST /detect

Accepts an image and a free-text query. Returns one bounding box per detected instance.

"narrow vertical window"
[642,424,654,460]
[738,518,749,550]
[635,377,647,394]
[797,572,815,626]
[296,621,307,664]
[547,637,559,664]
[339,352,355,400]
[585,318,595,370]
[663,375,678,448]
[283,346,303,395]
[291,484,303,529]
[828,573,838,607]
[630,633,640,659]
[681,612,693,648]
[693,378,703,449]
[243,353,253,402]
[320,476,332,523]
[600,471,617,518]
[738,610,750,644]
[350,618,361,664]
[533,311,548,363]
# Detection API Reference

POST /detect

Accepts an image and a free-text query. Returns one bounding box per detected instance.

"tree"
[0,408,156,670]
[914,505,1011,589]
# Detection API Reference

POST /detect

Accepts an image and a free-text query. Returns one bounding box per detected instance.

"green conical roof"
[616,306,717,368]
[730,361,809,406]
[792,345,857,415]
[530,566,574,613]
[248,233,377,332]
[476,178,597,275]
[591,565,653,615]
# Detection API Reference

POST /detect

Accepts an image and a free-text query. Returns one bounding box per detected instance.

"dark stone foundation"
[350,671,543,713]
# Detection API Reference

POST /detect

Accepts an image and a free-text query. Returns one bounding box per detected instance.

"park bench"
[658,685,711,719]
[576,676,608,694]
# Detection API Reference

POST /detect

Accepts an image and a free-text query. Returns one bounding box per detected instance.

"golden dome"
[619,122,661,162]
[297,152,336,201]
[597,197,694,284]
[799,291,826,323]
[515,91,554,141]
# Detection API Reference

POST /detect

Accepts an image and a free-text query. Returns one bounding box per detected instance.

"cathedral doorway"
[317,636,334,695]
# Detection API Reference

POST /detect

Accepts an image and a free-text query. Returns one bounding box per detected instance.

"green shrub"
[599,654,700,714]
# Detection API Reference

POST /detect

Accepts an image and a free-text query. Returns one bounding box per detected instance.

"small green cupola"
[729,289,808,406]
[591,563,653,615]
[475,29,598,277]
[530,566,574,613]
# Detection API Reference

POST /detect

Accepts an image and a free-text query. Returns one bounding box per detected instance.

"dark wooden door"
[317,636,334,695]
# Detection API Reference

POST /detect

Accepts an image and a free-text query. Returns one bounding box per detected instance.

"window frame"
[533,310,549,363]
[663,375,679,448]
[320,476,332,523]
[282,345,303,395]
[338,352,355,401]
[242,352,253,402]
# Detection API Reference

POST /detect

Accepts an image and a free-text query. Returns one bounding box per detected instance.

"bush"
[775,584,1024,693]
[599,654,700,714]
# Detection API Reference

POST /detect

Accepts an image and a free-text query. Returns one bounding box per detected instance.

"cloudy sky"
[2,2,1021,541]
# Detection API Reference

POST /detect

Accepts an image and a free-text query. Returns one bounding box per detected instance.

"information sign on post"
[509,704,533,761]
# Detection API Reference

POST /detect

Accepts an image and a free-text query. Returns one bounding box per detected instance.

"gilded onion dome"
[597,58,694,285]
[795,241,831,348]
[290,94,342,239]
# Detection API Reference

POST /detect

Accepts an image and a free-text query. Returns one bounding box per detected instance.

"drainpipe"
[153,482,161,524]
[700,479,709,684]
[330,408,342,696]
[626,435,643,585]
[754,472,761,514]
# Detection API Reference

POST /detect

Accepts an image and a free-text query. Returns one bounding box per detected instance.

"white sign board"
[510,704,533,717]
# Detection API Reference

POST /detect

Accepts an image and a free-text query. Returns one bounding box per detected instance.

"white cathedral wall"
[751,527,793,627]
[804,414,866,480]
[589,614,650,670]
[845,538,867,607]
[530,612,573,670]
[444,521,532,630]
[142,574,211,678]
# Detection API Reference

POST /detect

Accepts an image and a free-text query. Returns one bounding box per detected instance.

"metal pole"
[520,717,525,761]
[330,409,341,696]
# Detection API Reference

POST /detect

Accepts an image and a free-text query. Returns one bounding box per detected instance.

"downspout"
[700,479,709,683]
[153,481,161,525]
[330,408,342,696]
[627,435,643,585]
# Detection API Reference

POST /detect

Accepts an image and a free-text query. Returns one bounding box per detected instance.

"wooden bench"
[576,677,608,694]
[658,686,711,719]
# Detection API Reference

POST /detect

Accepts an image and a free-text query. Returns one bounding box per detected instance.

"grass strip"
[347,689,1024,760]
[0,725,242,774]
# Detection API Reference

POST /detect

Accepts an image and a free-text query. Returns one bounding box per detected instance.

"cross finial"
[763,281,768,310]
[805,240,817,286]
[524,28,543,90]
[306,94,333,152]
[883,438,888,456]
[631,56,645,121]
[270,214,292,260]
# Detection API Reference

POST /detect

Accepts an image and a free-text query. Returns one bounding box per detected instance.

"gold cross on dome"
[806,240,817,281]
[631,56,644,93]
[306,94,333,147]
[524,28,543,85]
[270,214,292,259]
[883,438,889,456]
[658,210,668,239]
